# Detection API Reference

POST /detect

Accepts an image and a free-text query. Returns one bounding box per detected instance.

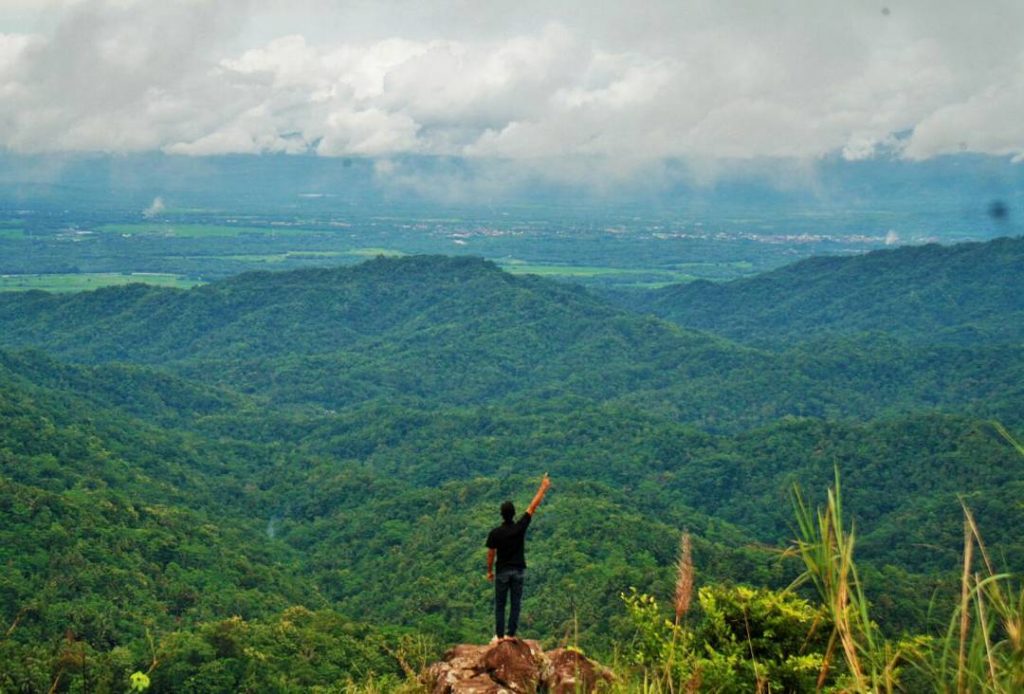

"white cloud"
[0,0,1023,169]
[0,32,34,65]
[317,107,420,156]
[903,77,1024,160]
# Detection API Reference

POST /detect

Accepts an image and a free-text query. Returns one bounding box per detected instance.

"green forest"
[1,237,1023,692]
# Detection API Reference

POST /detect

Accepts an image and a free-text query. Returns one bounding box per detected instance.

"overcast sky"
[1,0,1022,169]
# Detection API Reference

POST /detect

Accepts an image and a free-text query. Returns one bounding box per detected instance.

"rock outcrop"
[423,639,613,693]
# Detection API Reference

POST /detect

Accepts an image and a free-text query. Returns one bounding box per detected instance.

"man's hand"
[487,570,494,582]
[526,473,551,515]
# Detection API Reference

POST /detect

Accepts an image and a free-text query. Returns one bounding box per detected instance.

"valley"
[2,236,1022,690]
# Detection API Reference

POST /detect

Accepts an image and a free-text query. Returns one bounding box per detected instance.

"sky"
[1,0,1023,180]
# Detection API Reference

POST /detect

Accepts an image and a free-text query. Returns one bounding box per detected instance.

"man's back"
[486,514,532,572]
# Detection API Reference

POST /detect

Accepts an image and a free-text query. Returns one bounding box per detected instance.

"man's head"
[500,500,515,523]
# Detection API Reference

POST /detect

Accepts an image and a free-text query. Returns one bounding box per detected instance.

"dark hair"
[500,501,515,522]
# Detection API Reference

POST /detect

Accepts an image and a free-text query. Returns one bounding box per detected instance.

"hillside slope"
[1,255,1022,431]
[0,255,696,362]
[3,244,1024,688]
[620,235,1024,346]
[5,349,1022,649]
[0,356,323,661]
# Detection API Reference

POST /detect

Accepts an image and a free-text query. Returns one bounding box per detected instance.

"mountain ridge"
[1,252,1023,431]
[617,235,1024,346]
[3,242,1024,688]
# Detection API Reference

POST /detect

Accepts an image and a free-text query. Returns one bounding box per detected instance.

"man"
[485,473,551,642]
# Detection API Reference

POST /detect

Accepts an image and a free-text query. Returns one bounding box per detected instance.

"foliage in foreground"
[617,584,832,692]
[5,463,1024,692]
[614,464,1024,692]
[0,606,430,693]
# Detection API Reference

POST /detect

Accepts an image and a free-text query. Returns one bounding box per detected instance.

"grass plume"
[674,532,694,625]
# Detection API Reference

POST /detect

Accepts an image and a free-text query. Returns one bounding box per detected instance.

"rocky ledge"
[423,638,613,693]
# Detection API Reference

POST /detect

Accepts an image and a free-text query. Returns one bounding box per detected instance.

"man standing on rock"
[486,473,551,642]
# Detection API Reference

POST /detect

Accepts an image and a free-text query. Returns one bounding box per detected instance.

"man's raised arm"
[526,474,551,516]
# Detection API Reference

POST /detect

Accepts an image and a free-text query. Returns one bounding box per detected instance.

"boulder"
[543,648,613,693]
[423,639,612,693]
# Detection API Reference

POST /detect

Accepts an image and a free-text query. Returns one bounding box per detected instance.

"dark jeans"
[494,568,525,637]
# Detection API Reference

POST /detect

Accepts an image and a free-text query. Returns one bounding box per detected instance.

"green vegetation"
[616,584,836,692]
[0,201,872,289]
[613,473,1024,692]
[0,273,202,292]
[216,251,349,263]
[0,246,1021,690]
[621,236,1024,347]
[500,260,692,286]
[0,256,1020,432]
[671,260,754,272]
[345,247,408,257]
[207,249,403,266]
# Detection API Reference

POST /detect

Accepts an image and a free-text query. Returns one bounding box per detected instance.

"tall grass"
[562,423,1024,692]
[789,468,902,692]
[923,503,1024,692]
[912,422,1024,693]
[787,421,1024,693]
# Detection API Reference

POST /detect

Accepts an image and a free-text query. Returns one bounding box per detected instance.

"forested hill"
[618,235,1024,347]
[3,340,1022,662]
[0,255,755,417]
[0,255,728,365]
[1,254,1022,431]
[3,247,1024,690]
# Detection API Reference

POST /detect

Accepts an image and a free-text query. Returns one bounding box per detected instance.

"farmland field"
[499,261,693,286]
[0,272,202,292]
[97,223,313,238]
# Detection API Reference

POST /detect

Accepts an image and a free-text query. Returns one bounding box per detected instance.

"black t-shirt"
[486,513,532,572]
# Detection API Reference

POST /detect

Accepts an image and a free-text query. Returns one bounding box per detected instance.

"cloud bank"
[1,0,1023,166]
